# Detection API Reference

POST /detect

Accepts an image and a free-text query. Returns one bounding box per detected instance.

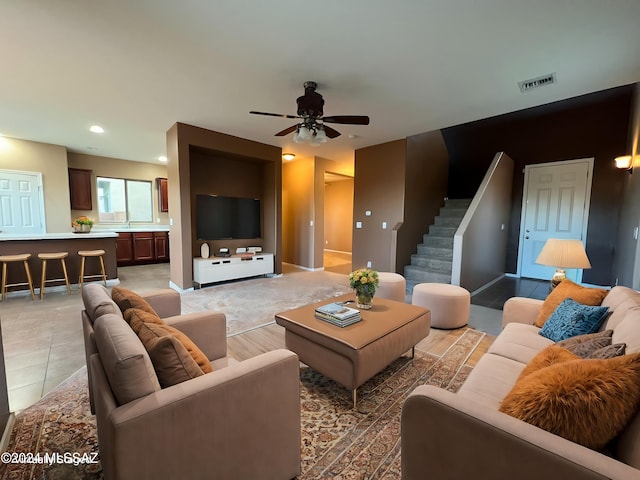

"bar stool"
[78,249,107,290]
[0,253,35,301]
[38,252,71,299]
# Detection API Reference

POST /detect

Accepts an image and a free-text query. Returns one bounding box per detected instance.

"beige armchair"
[81,285,301,480]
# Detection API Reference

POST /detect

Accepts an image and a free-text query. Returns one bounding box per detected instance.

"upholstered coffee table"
[275,293,430,407]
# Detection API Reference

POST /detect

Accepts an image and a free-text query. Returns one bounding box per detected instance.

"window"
[97,177,152,223]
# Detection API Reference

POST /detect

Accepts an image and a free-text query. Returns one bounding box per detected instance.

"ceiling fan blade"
[274,125,298,137]
[250,111,299,120]
[323,125,341,138]
[321,115,370,125]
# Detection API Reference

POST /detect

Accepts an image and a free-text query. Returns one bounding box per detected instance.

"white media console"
[193,253,274,287]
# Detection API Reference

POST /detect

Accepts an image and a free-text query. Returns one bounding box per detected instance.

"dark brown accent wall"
[441,85,634,286]
[397,131,449,272]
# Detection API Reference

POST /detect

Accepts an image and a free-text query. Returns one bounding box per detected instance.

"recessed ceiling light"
[158,156,167,162]
[90,125,104,134]
[282,153,295,161]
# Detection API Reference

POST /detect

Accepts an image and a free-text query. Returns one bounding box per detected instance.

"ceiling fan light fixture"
[297,125,311,141]
[313,126,328,144]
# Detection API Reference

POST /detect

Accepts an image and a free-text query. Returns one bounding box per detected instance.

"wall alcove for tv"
[166,123,282,290]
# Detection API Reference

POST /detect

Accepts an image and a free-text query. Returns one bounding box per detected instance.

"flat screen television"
[196,194,261,240]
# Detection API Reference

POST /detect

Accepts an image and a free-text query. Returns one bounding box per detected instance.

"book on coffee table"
[315,302,361,327]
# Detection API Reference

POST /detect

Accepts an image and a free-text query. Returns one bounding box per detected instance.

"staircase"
[404,198,472,292]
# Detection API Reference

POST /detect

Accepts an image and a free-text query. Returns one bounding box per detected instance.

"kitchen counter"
[0,233,118,294]
[0,231,118,241]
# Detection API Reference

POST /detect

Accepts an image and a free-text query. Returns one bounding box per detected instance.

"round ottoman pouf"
[411,283,470,329]
[376,272,407,302]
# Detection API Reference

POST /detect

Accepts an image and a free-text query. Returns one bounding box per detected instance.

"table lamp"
[535,238,591,290]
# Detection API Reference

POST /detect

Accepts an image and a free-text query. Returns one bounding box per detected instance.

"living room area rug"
[0,328,484,480]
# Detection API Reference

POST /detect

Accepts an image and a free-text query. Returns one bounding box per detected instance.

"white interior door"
[518,159,593,282]
[0,170,45,235]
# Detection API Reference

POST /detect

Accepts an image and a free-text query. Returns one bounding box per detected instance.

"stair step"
[404,268,452,289]
[410,254,452,270]
[438,208,467,218]
[416,245,453,258]
[445,198,472,208]
[434,215,464,227]
[428,225,457,237]
[421,236,454,248]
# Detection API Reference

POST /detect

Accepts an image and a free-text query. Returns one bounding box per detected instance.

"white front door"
[518,159,593,282]
[0,170,45,235]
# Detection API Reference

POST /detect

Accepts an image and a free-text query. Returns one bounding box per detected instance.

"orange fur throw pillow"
[499,353,640,450]
[517,345,580,381]
[534,279,608,328]
[111,286,159,317]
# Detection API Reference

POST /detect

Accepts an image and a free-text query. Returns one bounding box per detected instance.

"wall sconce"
[536,238,591,290]
[282,153,296,161]
[615,155,634,173]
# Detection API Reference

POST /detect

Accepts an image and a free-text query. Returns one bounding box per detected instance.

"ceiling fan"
[249,81,370,144]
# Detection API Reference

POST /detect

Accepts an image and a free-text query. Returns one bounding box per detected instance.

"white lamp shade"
[535,239,591,269]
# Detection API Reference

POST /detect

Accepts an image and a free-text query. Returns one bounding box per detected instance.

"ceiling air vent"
[518,73,556,92]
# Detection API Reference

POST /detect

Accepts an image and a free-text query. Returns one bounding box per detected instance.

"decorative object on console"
[72,215,94,233]
[214,247,231,258]
[200,242,210,259]
[535,238,591,290]
[349,268,379,309]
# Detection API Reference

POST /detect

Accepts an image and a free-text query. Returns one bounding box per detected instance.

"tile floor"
[0,263,171,413]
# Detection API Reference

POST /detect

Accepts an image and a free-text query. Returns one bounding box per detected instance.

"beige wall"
[283,158,315,268]
[353,140,407,271]
[68,152,169,227]
[282,155,353,269]
[0,137,71,232]
[324,177,353,253]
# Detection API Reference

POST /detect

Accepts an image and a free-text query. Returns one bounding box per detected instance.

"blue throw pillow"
[539,298,609,342]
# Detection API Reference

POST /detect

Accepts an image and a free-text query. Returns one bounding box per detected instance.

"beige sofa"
[81,284,301,480]
[401,285,640,480]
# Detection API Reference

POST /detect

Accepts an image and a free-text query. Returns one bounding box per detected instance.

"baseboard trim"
[470,274,505,296]
[0,413,15,453]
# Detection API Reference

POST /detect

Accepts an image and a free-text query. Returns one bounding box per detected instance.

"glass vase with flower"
[349,268,380,309]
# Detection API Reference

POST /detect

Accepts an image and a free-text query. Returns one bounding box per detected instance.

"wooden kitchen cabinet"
[116,231,169,266]
[156,177,168,212]
[69,168,93,210]
[116,232,134,264]
[154,231,169,261]
[133,232,155,261]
